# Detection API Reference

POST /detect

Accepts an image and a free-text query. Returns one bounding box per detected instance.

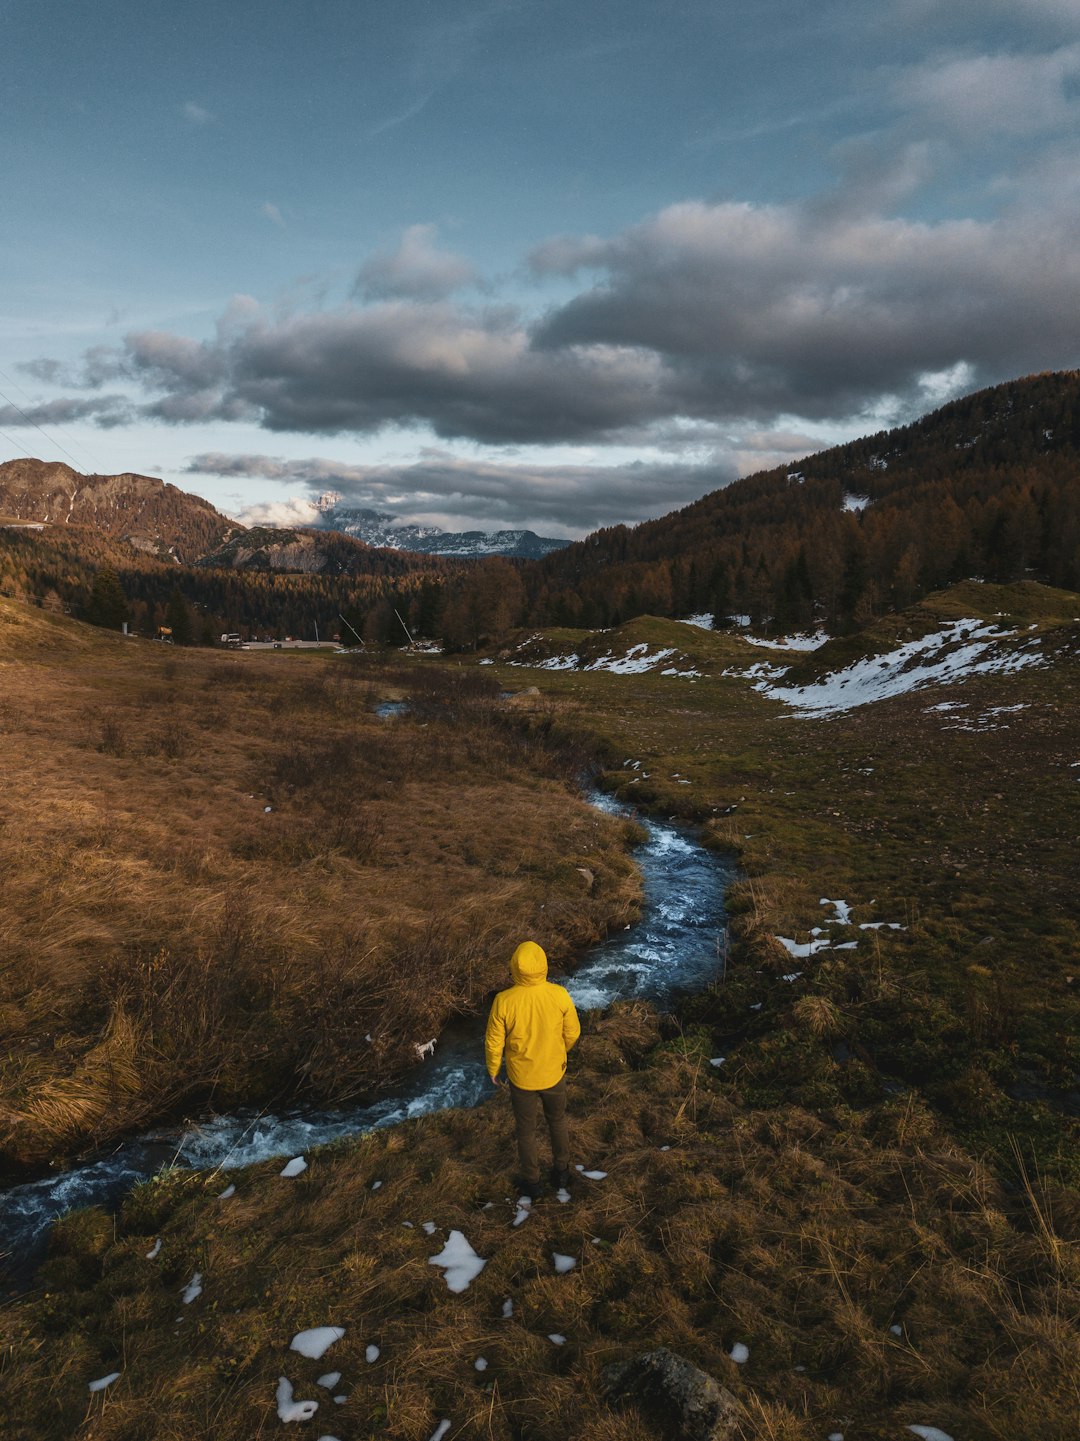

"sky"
[2,0,1080,538]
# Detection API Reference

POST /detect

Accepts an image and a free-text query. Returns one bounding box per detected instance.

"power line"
[0,363,107,475]
[0,382,94,472]
[0,424,35,461]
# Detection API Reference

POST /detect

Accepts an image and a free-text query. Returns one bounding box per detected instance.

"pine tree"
[86,566,128,630]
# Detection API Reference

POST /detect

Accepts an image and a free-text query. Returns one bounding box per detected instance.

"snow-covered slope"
[751,618,1046,716]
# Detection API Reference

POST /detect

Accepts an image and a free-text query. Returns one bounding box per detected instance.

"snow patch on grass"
[429,1230,487,1292]
[290,1327,344,1360]
[755,618,1044,716]
[276,1376,318,1423]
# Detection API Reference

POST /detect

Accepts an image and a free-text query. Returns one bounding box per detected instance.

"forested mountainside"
[0,522,453,644]
[523,371,1080,633]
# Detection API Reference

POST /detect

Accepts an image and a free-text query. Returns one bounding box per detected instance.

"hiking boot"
[550,1167,572,1190]
[514,1175,544,1200]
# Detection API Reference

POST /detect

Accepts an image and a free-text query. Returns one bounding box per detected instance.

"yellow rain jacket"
[485,941,581,1091]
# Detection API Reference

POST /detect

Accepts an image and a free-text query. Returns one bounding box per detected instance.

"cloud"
[0,394,130,428]
[531,196,1080,422]
[182,101,215,126]
[894,44,1080,138]
[74,299,671,443]
[31,169,1080,451]
[356,224,477,300]
[260,202,286,230]
[232,495,322,528]
[188,448,741,536]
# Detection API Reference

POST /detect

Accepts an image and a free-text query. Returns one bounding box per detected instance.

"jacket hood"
[510,940,548,986]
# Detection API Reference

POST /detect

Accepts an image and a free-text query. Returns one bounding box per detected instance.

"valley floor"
[1,581,1078,1440]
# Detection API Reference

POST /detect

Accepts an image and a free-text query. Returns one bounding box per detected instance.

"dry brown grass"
[0,599,641,1167]
[1,1005,1077,1439]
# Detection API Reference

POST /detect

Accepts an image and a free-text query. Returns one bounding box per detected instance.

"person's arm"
[562,993,581,1054]
[484,1000,506,1083]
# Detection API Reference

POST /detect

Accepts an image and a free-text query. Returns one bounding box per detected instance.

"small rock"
[602,1347,741,1441]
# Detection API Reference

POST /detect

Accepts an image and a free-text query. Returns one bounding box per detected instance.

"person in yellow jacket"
[485,940,581,1197]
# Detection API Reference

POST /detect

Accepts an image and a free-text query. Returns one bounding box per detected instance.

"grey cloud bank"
[39,194,1080,452]
[188,449,741,537]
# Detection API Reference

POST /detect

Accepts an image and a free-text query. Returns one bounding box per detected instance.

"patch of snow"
[588,643,676,674]
[907,1429,954,1441]
[428,1421,451,1441]
[264,805,273,813]
[556,1188,571,1203]
[889,1324,903,1337]
[709,1057,726,1067]
[742,632,827,652]
[843,493,871,512]
[781,972,803,983]
[776,935,830,958]
[755,618,1045,716]
[371,1180,383,1190]
[290,1327,345,1361]
[548,1333,567,1345]
[859,922,904,931]
[181,1272,203,1304]
[513,1199,532,1227]
[574,1166,607,1180]
[501,1298,514,1318]
[429,1230,487,1293]
[820,898,852,925]
[316,1372,341,1390]
[478,658,493,665]
[218,1184,235,1199]
[276,1376,319,1423]
[729,1342,750,1364]
[280,1156,307,1177]
[553,1252,577,1274]
[145,1238,161,1259]
[421,1221,436,1234]
[89,1372,121,1393]
[366,1344,380,1364]
[679,614,714,630]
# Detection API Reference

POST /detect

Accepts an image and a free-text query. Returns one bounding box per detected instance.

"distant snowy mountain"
[313,493,570,559]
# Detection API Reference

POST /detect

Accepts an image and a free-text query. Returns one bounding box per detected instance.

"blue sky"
[2,0,1079,535]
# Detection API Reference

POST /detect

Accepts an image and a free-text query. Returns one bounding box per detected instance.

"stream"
[0,792,733,1279]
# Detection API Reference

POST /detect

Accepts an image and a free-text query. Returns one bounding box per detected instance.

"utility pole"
[337,612,364,648]
[394,608,415,647]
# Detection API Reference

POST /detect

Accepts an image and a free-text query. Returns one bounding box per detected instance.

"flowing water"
[0,792,732,1276]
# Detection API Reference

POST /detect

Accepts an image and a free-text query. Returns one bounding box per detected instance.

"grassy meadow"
[1,581,1078,1440]
[0,598,641,1170]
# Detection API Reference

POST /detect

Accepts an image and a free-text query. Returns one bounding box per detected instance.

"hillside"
[525,370,1080,633]
[0,458,239,562]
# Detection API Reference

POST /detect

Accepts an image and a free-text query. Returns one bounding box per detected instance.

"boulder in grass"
[601,1348,741,1441]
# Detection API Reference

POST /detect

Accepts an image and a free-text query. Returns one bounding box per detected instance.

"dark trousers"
[509,1076,569,1183]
